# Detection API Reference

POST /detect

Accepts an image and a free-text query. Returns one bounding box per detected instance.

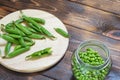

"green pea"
[72,48,110,80]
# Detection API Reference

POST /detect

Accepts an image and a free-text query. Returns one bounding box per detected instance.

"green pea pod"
[23,37,33,42]
[5,29,19,34]
[29,17,45,24]
[15,23,32,35]
[27,27,37,33]
[22,15,43,33]
[54,28,70,38]
[40,27,55,39]
[14,42,35,50]
[7,34,21,38]
[27,23,40,32]
[14,45,21,50]
[2,34,19,44]
[19,37,26,47]
[28,33,45,39]
[6,46,30,58]
[15,28,26,36]
[5,42,12,56]
[25,47,52,60]
[5,28,25,36]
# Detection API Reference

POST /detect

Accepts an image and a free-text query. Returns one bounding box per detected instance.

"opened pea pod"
[25,47,52,60]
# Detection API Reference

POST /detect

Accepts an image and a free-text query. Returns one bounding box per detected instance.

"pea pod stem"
[25,47,52,60]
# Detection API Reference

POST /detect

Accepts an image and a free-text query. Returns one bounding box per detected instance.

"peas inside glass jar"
[71,40,112,80]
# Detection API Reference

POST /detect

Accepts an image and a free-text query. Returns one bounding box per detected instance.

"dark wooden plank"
[0,0,120,41]
[69,0,120,15]
[0,64,54,80]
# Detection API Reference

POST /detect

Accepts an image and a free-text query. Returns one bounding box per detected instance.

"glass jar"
[71,40,112,80]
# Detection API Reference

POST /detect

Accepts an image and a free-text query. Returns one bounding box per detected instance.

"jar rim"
[76,40,110,69]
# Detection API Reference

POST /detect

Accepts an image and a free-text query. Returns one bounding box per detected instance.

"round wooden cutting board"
[0,9,69,73]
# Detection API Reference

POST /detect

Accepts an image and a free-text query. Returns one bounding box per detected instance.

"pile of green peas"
[72,48,111,80]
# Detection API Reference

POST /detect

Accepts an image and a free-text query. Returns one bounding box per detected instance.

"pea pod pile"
[72,48,111,80]
[0,11,69,60]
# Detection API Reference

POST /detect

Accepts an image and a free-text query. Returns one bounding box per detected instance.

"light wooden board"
[0,9,69,73]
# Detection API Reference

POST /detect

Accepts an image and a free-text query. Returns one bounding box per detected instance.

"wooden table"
[0,0,120,80]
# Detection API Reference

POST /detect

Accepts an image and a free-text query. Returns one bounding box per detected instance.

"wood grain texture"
[0,64,53,80]
[0,0,120,41]
[69,0,120,15]
[0,0,120,80]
